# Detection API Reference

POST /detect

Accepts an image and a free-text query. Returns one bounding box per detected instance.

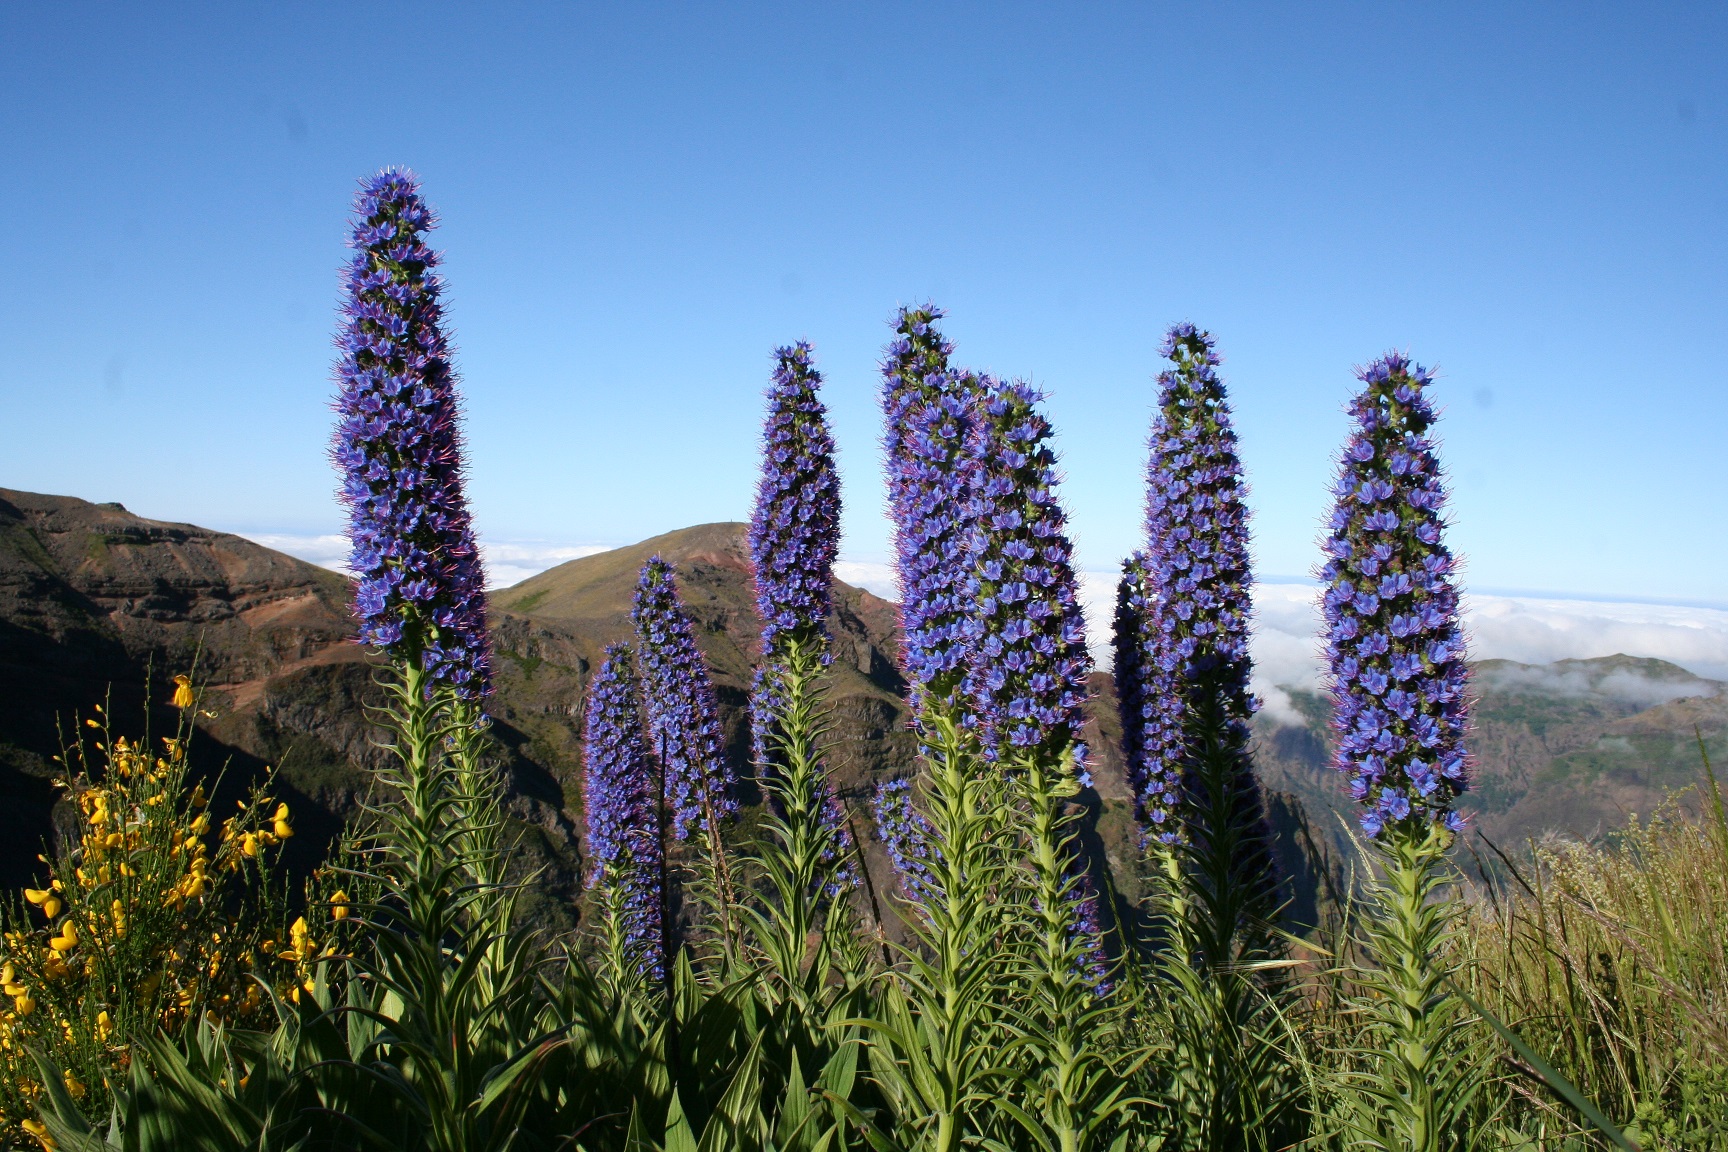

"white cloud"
[239,533,611,590]
[254,532,1728,699]
[244,533,349,571]
[1463,594,1728,682]
[1081,573,1728,727]
[481,542,611,589]
[834,560,898,600]
[1474,660,1717,707]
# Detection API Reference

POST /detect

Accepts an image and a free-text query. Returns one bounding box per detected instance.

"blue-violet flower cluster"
[871,778,936,903]
[1321,352,1470,838]
[748,341,842,760]
[332,169,490,698]
[1129,324,1260,839]
[748,341,842,661]
[632,557,738,839]
[747,340,855,883]
[880,306,981,719]
[965,378,1092,768]
[1113,553,1184,843]
[582,643,664,979]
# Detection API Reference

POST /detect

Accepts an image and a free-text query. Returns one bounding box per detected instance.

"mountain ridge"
[4,487,1721,928]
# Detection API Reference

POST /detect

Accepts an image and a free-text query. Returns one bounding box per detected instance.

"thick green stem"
[1358,821,1472,1152]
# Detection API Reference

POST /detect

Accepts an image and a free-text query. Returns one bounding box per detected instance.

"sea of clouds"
[254,535,1728,726]
[244,534,611,589]
[840,561,1728,726]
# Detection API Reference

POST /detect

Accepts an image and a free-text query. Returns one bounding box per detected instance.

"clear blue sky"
[2,3,1723,603]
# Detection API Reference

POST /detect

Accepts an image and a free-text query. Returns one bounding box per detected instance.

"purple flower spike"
[881,303,958,513]
[1127,325,1266,841]
[331,169,490,698]
[871,778,937,902]
[582,643,664,980]
[748,341,843,755]
[880,307,982,722]
[1112,553,1184,844]
[1322,353,1471,838]
[746,340,857,886]
[632,557,737,839]
[965,377,1093,765]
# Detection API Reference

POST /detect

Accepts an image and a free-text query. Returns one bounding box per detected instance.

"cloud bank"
[249,533,1728,710]
[241,533,609,590]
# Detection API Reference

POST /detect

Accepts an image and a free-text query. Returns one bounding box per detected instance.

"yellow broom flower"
[24,888,63,920]
[20,1117,52,1149]
[171,674,195,710]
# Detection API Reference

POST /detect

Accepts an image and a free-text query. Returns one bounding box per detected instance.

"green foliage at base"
[12,665,1727,1151]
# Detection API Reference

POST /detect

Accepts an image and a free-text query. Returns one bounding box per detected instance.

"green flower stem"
[751,635,850,998]
[871,710,1008,1152]
[1013,745,1093,1152]
[1355,821,1476,1152]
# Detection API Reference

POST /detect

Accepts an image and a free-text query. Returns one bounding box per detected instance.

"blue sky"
[2,2,1724,606]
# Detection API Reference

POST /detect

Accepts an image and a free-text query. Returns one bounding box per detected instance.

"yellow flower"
[241,833,259,858]
[330,891,351,921]
[14,993,35,1017]
[49,923,77,953]
[96,1010,113,1040]
[171,674,195,710]
[24,889,63,920]
[62,1070,85,1099]
[272,803,293,840]
[20,1117,53,1149]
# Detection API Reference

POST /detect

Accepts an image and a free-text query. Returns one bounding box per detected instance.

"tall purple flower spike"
[1113,553,1185,844]
[748,340,842,756]
[965,378,1093,767]
[880,306,982,722]
[582,643,665,980]
[1321,352,1471,838]
[1140,317,1278,911]
[747,340,855,880]
[331,169,490,699]
[632,557,738,840]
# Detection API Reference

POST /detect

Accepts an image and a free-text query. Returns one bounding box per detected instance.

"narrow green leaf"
[1454,984,1642,1152]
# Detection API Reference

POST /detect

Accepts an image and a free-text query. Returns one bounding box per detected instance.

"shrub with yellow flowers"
[0,682,292,1147]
